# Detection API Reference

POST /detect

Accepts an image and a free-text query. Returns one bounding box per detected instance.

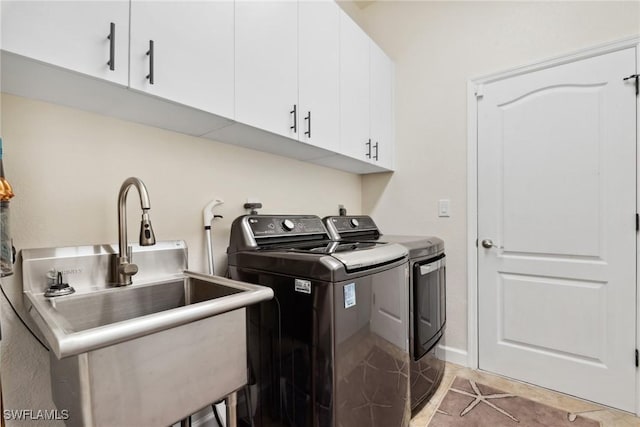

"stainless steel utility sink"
[48,275,242,332]
[20,241,273,427]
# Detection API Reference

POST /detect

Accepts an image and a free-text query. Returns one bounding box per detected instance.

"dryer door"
[413,254,446,361]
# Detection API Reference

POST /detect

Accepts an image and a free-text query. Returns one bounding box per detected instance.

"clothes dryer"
[324,215,446,413]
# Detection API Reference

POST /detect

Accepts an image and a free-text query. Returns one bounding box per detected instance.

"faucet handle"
[125,245,138,275]
[120,246,138,276]
[114,245,138,286]
[119,262,138,276]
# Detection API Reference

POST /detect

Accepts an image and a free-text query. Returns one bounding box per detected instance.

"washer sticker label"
[294,279,311,294]
[344,283,356,308]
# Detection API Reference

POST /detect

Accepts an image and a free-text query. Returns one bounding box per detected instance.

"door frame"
[466,35,640,414]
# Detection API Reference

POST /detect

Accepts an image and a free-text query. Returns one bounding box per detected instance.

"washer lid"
[330,243,407,271]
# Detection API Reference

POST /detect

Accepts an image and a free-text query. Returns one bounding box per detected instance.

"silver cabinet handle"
[290,104,297,133]
[107,22,115,70]
[146,40,154,84]
[304,111,311,138]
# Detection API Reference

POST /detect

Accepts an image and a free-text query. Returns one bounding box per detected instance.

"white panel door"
[298,0,340,152]
[235,1,298,139]
[130,1,234,118]
[1,1,129,85]
[339,10,370,161]
[478,47,636,411]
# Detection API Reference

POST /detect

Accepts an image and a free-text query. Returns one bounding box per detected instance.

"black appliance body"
[323,215,446,413]
[227,215,411,427]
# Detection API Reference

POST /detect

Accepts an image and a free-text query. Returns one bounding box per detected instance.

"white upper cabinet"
[235,1,298,139]
[297,0,340,152]
[338,10,394,170]
[338,11,371,162]
[1,1,129,86]
[370,42,394,169]
[129,1,234,118]
[1,1,395,174]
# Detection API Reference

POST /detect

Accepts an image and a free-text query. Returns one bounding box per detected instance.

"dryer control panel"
[323,215,380,240]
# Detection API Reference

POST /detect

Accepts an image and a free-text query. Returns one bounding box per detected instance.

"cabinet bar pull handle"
[290,105,297,133]
[365,139,371,158]
[304,111,311,138]
[146,40,154,85]
[374,142,379,161]
[107,22,115,71]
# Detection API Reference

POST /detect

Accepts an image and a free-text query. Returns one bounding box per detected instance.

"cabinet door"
[339,11,370,161]
[298,0,340,152]
[129,1,234,118]
[1,1,129,85]
[235,1,298,138]
[370,42,394,169]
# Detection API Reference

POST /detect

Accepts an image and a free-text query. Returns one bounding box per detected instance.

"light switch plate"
[438,199,450,217]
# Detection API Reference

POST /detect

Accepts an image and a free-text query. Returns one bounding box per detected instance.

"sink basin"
[20,241,273,427]
[49,276,242,332]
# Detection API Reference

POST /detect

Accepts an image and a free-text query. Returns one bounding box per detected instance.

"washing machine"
[227,214,411,427]
[323,215,446,413]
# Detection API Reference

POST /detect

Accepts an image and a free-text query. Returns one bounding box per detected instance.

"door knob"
[481,239,503,249]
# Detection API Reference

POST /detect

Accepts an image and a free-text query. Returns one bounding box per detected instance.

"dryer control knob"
[282,219,295,231]
[350,218,359,228]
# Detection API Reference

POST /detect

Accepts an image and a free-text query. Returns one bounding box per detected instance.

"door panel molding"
[497,83,606,109]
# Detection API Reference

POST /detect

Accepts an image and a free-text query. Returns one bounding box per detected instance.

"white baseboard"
[436,344,469,367]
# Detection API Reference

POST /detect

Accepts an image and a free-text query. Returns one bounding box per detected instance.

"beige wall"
[2,0,639,419]
[2,93,361,268]
[0,94,361,419]
[358,1,640,356]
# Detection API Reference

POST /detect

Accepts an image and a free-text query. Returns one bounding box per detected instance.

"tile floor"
[410,363,640,427]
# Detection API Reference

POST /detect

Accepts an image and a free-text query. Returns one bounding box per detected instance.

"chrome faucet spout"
[116,177,156,286]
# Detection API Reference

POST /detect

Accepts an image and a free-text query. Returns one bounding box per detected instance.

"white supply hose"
[203,199,224,275]
[205,228,214,275]
[202,198,231,427]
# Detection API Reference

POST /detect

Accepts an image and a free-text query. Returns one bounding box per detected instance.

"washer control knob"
[350,218,359,228]
[282,219,295,231]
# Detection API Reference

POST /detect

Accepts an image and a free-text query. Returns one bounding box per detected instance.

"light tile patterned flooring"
[410,363,640,427]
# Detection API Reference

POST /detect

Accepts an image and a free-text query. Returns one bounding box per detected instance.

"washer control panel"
[248,215,328,237]
[328,216,378,233]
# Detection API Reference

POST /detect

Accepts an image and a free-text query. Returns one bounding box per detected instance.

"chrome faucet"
[115,177,156,286]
